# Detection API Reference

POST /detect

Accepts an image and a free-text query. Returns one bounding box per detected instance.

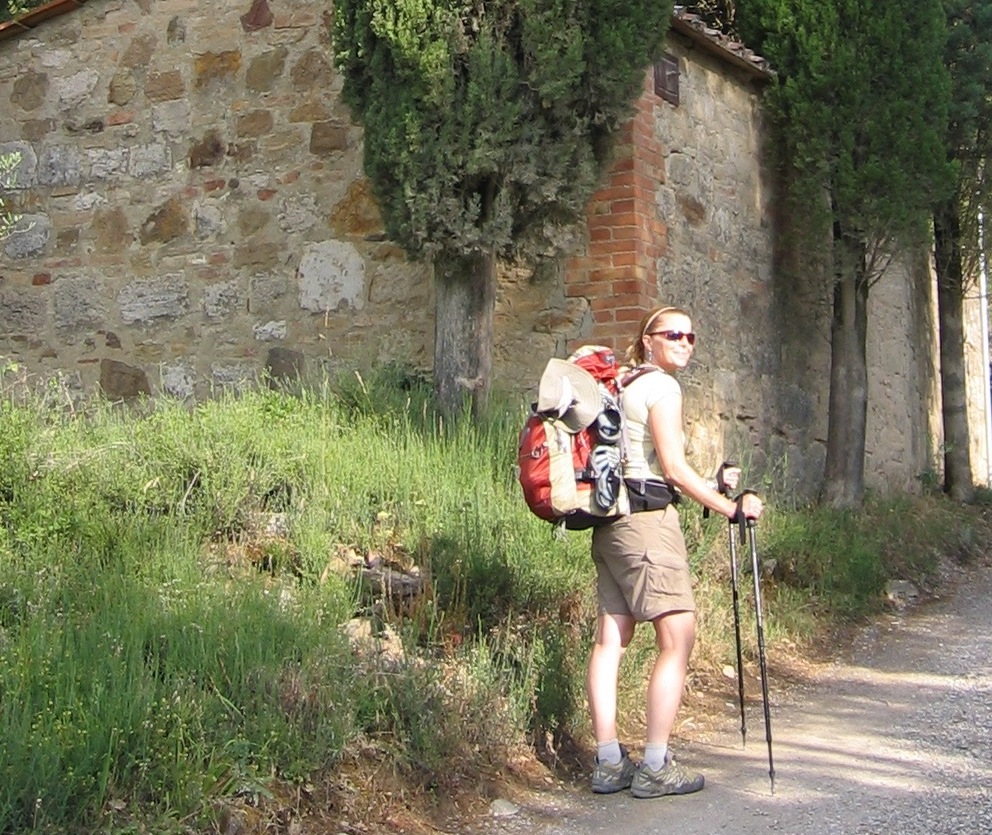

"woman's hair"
[625,305,691,365]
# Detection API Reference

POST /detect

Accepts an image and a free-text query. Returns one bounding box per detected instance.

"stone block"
[152,100,191,135]
[4,214,52,259]
[278,193,318,234]
[291,50,333,88]
[88,148,129,180]
[166,17,187,46]
[57,70,100,110]
[236,109,274,138]
[145,70,186,102]
[193,201,224,239]
[54,276,105,328]
[233,241,279,270]
[203,280,241,319]
[288,101,330,123]
[20,119,55,142]
[100,358,151,400]
[0,141,37,188]
[210,362,255,392]
[121,34,157,69]
[246,47,288,92]
[37,145,85,186]
[140,196,189,245]
[329,178,383,238]
[309,122,349,154]
[297,240,366,313]
[238,206,270,237]
[248,272,288,311]
[253,320,287,341]
[108,71,137,106]
[128,143,171,178]
[12,71,49,112]
[118,273,189,323]
[265,347,303,384]
[161,360,195,398]
[194,51,242,90]
[188,129,225,168]
[91,206,132,252]
[0,289,46,334]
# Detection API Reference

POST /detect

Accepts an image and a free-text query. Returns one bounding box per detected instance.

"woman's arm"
[646,378,753,520]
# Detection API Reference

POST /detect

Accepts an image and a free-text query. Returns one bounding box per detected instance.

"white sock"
[596,738,623,765]
[643,742,668,770]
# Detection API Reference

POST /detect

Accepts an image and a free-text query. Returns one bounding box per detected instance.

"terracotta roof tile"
[672,5,775,80]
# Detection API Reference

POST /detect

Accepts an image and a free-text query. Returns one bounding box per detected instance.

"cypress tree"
[738,0,954,507]
[333,1,674,415]
[934,0,992,499]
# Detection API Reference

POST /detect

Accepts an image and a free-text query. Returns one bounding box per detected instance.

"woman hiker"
[587,305,764,798]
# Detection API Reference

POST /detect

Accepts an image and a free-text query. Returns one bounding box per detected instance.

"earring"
[646,348,654,363]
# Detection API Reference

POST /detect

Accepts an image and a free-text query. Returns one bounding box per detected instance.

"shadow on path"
[477,558,992,835]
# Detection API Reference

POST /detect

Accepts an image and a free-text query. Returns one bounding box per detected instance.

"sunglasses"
[646,330,696,346]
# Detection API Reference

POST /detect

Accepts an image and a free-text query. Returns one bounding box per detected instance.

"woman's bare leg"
[586,611,636,743]
[646,609,696,745]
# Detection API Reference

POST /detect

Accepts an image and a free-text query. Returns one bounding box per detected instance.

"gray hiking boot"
[630,753,704,799]
[591,746,637,794]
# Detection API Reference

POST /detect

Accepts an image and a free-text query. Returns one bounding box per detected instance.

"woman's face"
[642,311,695,372]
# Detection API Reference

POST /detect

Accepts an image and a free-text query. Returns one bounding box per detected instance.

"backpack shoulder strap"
[618,364,659,390]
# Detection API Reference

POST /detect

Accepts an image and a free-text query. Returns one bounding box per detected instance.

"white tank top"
[622,368,682,482]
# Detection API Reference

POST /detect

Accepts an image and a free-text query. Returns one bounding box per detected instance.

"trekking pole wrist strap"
[731,489,756,539]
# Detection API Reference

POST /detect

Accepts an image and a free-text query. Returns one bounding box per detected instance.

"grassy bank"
[0,365,987,833]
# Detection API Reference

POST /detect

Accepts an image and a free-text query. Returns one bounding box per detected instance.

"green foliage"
[333,0,675,261]
[942,0,992,266]
[0,368,987,831]
[684,0,739,34]
[0,150,21,241]
[0,1,44,24]
[738,0,954,252]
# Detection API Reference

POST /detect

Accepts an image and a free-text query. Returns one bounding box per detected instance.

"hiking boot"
[630,753,704,799]
[591,746,637,794]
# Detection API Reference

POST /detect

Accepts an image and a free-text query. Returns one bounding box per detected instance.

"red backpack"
[517,346,655,530]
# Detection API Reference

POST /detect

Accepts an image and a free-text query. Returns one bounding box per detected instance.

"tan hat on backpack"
[536,358,602,434]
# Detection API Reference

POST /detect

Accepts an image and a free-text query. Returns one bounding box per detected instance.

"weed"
[0,362,988,832]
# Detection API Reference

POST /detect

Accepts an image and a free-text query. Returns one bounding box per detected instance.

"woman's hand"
[720,466,741,493]
[736,492,764,521]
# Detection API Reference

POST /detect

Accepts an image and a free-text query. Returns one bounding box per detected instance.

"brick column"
[565,72,666,354]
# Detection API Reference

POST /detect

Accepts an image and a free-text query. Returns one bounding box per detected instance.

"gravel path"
[478,556,992,835]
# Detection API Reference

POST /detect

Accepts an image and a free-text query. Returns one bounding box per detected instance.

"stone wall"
[0,0,986,496]
[0,0,433,400]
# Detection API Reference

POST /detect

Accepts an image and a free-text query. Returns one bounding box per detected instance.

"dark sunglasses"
[647,330,696,345]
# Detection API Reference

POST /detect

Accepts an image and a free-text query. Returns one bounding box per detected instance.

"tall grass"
[0,363,988,832]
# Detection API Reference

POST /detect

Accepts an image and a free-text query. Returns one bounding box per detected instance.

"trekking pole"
[716,463,747,749]
[745,517,776,794]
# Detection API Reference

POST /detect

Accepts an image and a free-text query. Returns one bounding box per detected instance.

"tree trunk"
[432,248,496,419]
[933,199,975,501]
[822,229,869,509]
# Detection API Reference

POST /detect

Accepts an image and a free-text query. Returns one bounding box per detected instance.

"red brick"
[590,239,639,257]
[589,267,634,283]
[594,184,636,203]
[610,252,646,268]
[106,110,134,126]
[611,278,651,295]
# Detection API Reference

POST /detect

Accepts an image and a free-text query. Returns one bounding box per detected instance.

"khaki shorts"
[591,506,695,621]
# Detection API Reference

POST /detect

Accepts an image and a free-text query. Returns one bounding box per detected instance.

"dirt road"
[480,556,992,835]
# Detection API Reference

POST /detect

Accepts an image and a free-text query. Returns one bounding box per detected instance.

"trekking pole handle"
[716,460,738,497]
[733,489,758,542]
[704,461,738,519]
